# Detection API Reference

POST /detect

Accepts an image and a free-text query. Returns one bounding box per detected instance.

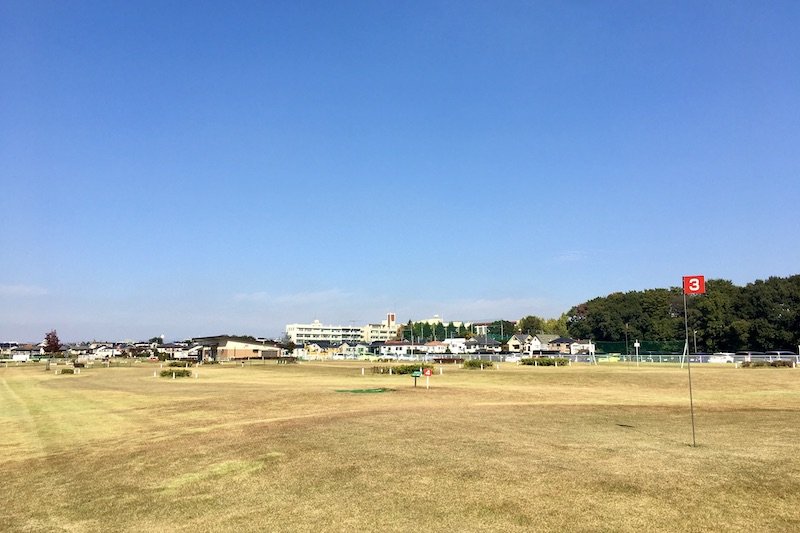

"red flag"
[683,275,705,295]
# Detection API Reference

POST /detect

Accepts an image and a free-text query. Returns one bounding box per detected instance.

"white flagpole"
[683,290,697,447]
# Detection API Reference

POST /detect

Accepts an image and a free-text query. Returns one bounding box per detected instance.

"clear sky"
[2,1,799,342]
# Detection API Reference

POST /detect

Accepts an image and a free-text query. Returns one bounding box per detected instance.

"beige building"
[362,313,399,343]
[192,336,282,361]
[286,313,399,344]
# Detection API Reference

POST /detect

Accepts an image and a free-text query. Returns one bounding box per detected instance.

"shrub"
[521,357,570,366]
[391,364,434,375]
[60,368,74,375]
[463,359,493,369]
[160,369,192,378]
[168,361,191,367]
[72,361,85,368]
[742,360,794,368]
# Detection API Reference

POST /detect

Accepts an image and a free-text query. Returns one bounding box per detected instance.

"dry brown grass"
[1,361,799,532]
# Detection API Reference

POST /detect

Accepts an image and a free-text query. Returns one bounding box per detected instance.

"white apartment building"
[286,313,399,344]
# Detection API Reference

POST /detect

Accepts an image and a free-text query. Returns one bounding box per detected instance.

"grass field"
[1,360,799,532]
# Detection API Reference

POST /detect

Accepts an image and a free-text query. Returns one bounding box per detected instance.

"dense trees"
[566,275,800,352]
[394,275,798,350]
[402,321,471,342]
[517,314,569,336]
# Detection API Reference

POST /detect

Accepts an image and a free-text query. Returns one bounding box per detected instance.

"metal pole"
[625,323,629,353]
[684,292,696,447]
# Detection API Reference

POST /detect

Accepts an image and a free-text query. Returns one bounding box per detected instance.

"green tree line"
[400,316,568,343]
[565,275,800,352]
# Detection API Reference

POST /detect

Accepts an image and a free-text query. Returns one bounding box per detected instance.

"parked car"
[505,355,522,363]
[765,350,797,359]
[708,353,735,364]
[735,351,764,362]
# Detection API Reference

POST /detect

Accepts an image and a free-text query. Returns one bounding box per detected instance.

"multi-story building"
[286,313,399,344]
[362,313,399,343]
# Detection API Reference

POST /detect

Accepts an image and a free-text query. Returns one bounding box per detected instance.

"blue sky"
[2,1,799,342]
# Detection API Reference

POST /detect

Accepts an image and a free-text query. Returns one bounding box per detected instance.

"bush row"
[390,364,434,375]
[742,360,794,368]
[160,369,193,378]
[463,359,493,369]
[167,361,193,367]
[520,357,570,366]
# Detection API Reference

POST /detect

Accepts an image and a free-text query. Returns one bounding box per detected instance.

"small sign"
[683,275,705,295]
[423,368,432,377]
[411,371,422,378]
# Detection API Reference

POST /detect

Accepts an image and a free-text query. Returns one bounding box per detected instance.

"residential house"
[94,345,123,358]
[337,342,370,359]
[549,337,578,354]
[10,344,39,361]
[155,343,190,358]
[1,342,18,357]
[547,337,596,355]
[67,345,93,357]
[466,336,502,353]
[506,334,533,353]
[443,338,468,354]
[424,341,448,354]
[529,334,559,354]
[379,340,413,358]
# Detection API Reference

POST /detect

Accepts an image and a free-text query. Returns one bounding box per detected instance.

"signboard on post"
[681,274,704,447]
[683,275,706,295]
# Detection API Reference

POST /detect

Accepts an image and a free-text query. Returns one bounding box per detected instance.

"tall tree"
[518,315,546,334]
[44,330,61,353]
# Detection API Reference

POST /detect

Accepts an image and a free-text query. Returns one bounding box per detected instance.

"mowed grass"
[1,361,799,532]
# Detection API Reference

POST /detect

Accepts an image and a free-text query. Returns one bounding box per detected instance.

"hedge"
[463,359,493,369]
[390,364,434,375]
[520,357,570,366]
[742,360,794,368]
[160,369,192,378]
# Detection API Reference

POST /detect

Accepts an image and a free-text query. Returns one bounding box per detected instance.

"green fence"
[595,340,684,354]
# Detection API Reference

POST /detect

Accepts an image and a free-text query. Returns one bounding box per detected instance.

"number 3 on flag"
[683,275,705,295]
